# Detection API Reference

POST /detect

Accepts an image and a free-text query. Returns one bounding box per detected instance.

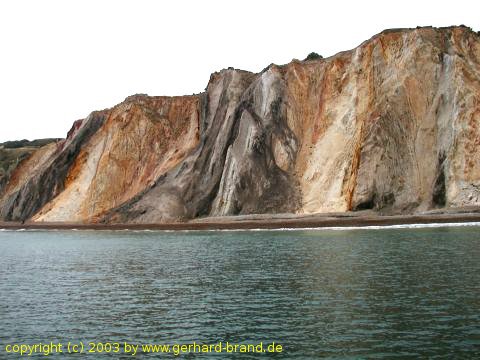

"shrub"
[304,52,323,61]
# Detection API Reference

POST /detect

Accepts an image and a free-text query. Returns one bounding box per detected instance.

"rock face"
[0,139,59,199]
[1,26,480,223]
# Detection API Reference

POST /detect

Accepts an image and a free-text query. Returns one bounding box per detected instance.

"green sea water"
[0,226,479,358]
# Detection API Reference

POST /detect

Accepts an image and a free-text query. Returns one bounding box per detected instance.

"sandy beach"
[2,210,480,231]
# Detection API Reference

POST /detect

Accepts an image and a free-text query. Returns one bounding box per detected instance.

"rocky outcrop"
[0,139,59,202]
[1,26,480,223]
[0,114,106,221]
[103,69,301,223]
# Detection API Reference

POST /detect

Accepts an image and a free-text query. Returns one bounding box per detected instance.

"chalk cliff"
[1,26,479,223]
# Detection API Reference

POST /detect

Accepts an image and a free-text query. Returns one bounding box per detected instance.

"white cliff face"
[1,26,480,223]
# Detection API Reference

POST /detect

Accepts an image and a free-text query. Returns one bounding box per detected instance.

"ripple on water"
[0,227,480,358]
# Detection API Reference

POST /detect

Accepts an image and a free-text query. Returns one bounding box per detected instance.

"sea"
[1,224,479,358]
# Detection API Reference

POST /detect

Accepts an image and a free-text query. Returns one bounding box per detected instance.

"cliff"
[1,26,479,223]
[0,139,59,201]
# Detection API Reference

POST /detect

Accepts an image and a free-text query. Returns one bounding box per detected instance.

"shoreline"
[2,212,480,231]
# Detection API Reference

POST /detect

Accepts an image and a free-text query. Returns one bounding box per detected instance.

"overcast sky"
[0,0,478,142]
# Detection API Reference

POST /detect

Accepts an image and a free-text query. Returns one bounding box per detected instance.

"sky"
[0,0,478,142]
